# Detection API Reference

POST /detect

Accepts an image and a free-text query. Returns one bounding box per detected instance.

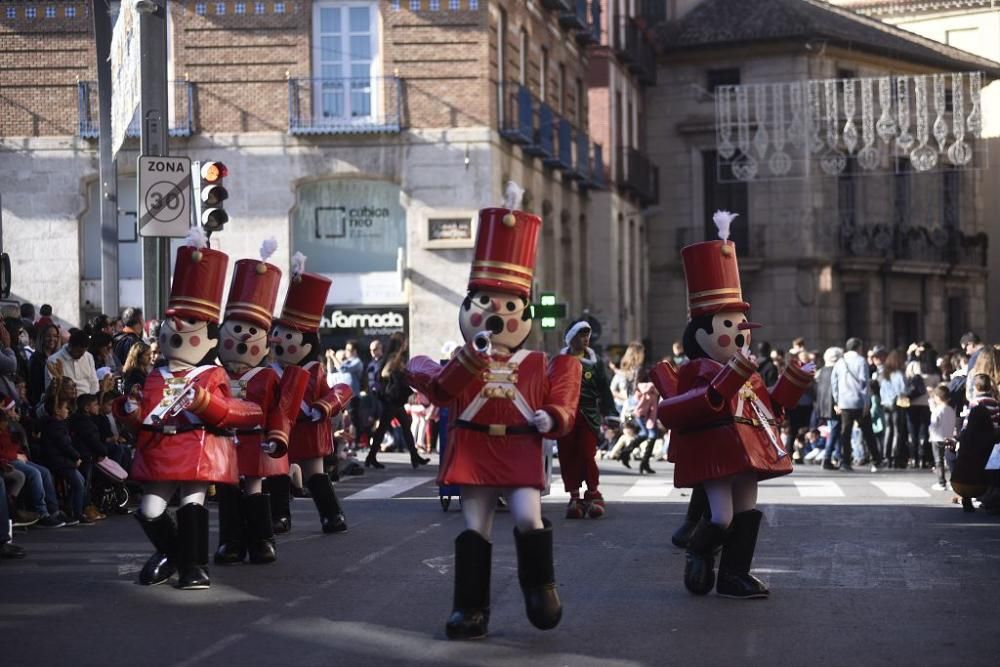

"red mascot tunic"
[117,366,263,484]
[229,365,309,478]
[407,346,581,489]
[285,361,353,462]
[658,357,811,488]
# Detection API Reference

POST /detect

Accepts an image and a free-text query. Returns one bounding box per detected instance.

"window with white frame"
[6,7,16,19]
[410,0,420,10]
[275,2,285,13]
[236,3,246,14]
[196,3,206,15]
[45,6,56,18]
[215,2,225,14]
[469,0,478,9]
[391,0,400,9]
[26,7,36,18]
[255,2,265,13]
[518,29,527,85]
[66,6,76,17]
[312,1,379,123]
[430,0,439,9]
[449,0,458,9]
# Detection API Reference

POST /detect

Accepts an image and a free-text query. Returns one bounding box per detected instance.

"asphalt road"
[3,454,998,667]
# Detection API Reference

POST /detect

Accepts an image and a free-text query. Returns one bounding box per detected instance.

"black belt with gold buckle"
[453,419,538,436]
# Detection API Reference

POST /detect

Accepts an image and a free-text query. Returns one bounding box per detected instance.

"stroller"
[91,457,132,515]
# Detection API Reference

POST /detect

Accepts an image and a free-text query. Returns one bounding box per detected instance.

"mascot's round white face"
[159,316,217,367]
[694,310,752,364]
[270,323,311,367]
[459,289,532,353]
[218,318,269,373]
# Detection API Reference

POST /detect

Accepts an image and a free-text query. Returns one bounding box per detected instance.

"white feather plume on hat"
[291,251,307,277]
[184,226,208,249]
[712,210,739,242]
[260,237,278,262]
[503,181,525,210]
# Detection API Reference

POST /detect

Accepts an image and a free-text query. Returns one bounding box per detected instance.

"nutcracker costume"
[654,211,813,599]
[116,232,263,590]
[214,242,309,565]
[558,320,616,519]
[406,187,582,639]
[268,254,353,534]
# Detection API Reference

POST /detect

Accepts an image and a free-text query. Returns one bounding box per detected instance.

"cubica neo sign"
[137,155,192,238]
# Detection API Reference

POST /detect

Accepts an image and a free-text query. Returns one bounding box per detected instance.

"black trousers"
[369,400,419,460]
[838,408,881,466]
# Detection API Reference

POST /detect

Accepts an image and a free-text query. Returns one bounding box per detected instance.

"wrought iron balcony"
[617,146,659,205]
[839,223,988,267]
[541,0,573,11]
[612,16,657,85]
[77,80,195,138]
[288,76,402,135]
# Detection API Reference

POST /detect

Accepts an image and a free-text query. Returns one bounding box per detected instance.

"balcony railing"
[499,82,606,190]
[541,0,573,11]
[288,76,402,135]
[77,80,195,138]
[612,16,657,85]
[617,146,659,205]
[839,224,988,267]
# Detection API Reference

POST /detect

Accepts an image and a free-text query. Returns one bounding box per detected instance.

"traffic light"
[534,292,567,330]
[199,161,229,234]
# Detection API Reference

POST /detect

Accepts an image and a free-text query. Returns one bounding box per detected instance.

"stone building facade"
[0,0,633,357]
[647,0,1000,355]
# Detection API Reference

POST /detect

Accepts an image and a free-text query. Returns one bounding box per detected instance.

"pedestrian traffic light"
[533,292,567,330]
[199,161,229,234]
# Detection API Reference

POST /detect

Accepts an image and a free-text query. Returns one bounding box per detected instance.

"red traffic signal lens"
[201,184,228,207]
[201,161,228,183]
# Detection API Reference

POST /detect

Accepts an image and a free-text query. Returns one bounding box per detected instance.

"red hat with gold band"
[468,207,540,299]
[167,244,229,323]
[680,211,750,318]
[224,258,282,330]
[277,253,331,332]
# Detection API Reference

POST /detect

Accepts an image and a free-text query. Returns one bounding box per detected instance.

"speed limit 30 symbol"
[137,155,192,237]
[144,181,187,223]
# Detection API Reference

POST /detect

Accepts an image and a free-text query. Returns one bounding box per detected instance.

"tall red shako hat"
[224,238,282,330]
[166,228,229,323]
[468,182,539,299]
[276,252,331,333]
[680,210,751,318]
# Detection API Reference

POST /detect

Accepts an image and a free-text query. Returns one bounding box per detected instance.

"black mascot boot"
[245,492,277,564]
[445,530,492,640]
[672,485,709,548]
[213,484,247,564]
[135,511,178,586]
[306,473,348,534]
[266,475,292,534]
[176,503,211,590]
[716,509,769,599]
[684,519,728,595]
[514,518,562,630]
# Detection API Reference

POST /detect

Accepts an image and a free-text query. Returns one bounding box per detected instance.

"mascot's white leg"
[703,477,736,528]
[460,486,499,539]
[506,487,543,533]
[244,477,263,495]
[140,481,177,518]
[179,482,209,507]
[300,456,324,478]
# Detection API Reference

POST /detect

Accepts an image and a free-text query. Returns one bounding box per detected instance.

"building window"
[216,2,226,14]
[236,2,246,14]
[66,6,76,17]
[707,68,740,91]
[557,63,566,114]
[575,77,584,127]
[943,170,961,229]
[894,158,910,226]
[703,150,750,254]
[26,7,36,18]
[312,2,377,120]
[430,0,439,9]
[947,295,968,348]
[449,0,459,9]
[196,3,206,15]
[518,29,528,85]
[540,46,548,102]
[255,2,265,13]
[838,158,856,228]
[410,0,420,9]
[45,6,56,18]
[845,291,868,343]
[6,7,16,19]
[469,0,478,9]
[275,2,285,13]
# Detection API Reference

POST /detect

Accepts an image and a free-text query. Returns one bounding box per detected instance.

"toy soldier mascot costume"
[269,254,353,534]
[654,212,814,599]
[117,231,263,589]
[214,241,309,565]
[406,184,582,639]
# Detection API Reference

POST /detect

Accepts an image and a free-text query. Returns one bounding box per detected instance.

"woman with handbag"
[880,349,909,468]
[365,332,430,469]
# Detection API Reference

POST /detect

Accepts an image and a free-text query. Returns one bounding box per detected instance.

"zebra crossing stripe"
[869,481,931,498]
[623,479,675,498]
[793,480,845,497]
[344,476,435,501]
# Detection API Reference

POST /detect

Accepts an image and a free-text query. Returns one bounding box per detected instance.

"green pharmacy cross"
[533,292,567,330]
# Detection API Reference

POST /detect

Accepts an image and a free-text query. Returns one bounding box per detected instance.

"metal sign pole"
[139,0,170,320]
[93,0,120,318]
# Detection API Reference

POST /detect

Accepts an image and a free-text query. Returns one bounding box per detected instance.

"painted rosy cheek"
[470,313,483,327]
[250,345,260,356]
[717,335,731,348]
[288,345,298,355]
[506,318,519,333]
[223,339,235,350]
[189,336,201,347]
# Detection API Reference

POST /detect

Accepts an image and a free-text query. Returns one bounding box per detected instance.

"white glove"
[261,440,279,455]
[124,399,139,415]
[800,362,818,374]
[532,409,554,433]
[308,406,324,422]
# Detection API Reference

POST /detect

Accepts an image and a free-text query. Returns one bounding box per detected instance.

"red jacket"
[407,344,581,489]
[227,365,309,478]
[280,361,352,462]
[115,365,262,484]
[656,357,810,487]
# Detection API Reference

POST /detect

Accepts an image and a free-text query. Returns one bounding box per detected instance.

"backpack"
[905,373,927,400]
